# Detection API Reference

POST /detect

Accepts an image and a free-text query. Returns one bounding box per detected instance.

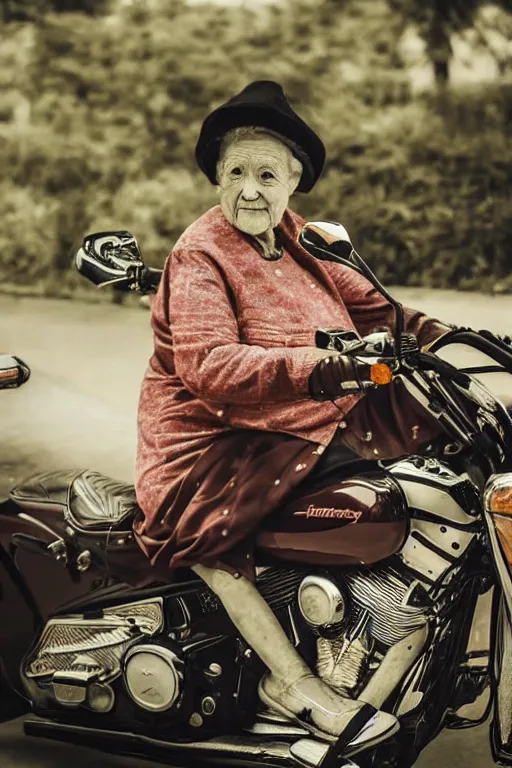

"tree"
[0,0,110,22]
[387,0,512,88]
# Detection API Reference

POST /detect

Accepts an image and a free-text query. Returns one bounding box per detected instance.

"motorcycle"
[0,222,511,768]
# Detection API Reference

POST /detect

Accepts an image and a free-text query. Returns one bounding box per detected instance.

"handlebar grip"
[140,266,163,293]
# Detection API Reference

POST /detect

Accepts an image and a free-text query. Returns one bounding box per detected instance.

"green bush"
[292,84,512,291]
[0,183,59,281]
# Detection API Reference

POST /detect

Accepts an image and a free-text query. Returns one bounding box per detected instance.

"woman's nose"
[240,178,260,201]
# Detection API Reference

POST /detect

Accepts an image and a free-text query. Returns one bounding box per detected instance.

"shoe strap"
[318,703,378,767]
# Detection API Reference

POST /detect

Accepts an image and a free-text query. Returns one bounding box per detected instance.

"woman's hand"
[308,354,376,401]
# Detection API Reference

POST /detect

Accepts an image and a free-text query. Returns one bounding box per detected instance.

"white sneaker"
[258,672,399,751]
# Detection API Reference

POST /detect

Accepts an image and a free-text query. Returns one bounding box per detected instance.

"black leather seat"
[70,471,140,531]
[10,469,140,534]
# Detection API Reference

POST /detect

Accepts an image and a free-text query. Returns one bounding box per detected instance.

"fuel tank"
[256,470,408,566]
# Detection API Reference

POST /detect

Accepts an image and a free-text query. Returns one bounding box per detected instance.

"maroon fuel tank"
[256,470,408,566]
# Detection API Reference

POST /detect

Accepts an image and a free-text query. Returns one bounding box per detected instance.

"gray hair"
[216,126,303,183]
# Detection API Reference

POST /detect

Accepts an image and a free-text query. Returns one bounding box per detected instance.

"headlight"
[484,474,512,565]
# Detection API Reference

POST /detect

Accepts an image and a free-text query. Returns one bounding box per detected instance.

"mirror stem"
[350,249,404,367]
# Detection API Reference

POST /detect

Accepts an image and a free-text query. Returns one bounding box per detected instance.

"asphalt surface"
[1,288,511,767]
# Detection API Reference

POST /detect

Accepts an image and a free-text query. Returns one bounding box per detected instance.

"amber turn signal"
[0,369,17,382]
[484,474,512,568]
[486,485,512,516]
[494,516,512,565]
[370,363,393,386]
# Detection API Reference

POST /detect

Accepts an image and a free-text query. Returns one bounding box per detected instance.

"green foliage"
[0,0,511,292]
[311,87,512,290]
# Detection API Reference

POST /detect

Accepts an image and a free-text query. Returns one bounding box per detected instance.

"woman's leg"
[193,564,309,679]
[192,564,398,746]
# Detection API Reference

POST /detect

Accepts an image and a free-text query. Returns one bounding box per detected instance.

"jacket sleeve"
[324,263,452,348]
[167,248,331,405]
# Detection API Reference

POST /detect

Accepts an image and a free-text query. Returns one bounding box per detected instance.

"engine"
[21,589,263,737]
[292,456,481,696]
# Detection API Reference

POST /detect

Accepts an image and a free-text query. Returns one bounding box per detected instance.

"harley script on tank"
[294,505,363,522]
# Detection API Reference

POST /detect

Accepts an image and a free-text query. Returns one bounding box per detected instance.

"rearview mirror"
[299,221,364,274]
[0,355,30,389]
[300,220,406,364]
[76,231,162,294]
[76,231,144,290]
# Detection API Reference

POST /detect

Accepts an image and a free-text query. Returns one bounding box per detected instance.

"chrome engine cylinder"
[298,575,347,628]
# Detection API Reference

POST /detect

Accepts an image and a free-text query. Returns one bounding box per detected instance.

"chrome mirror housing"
[75,231,145,290]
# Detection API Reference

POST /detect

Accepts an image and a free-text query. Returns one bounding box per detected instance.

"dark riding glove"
[308,354,376,401]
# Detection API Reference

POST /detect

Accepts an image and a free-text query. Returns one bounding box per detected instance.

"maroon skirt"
[134,381,446,583]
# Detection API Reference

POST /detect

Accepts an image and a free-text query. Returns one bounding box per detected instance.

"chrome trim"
[390,456,472,490]
[244,719,309,738]
[201,696,216,716]
[307,221,352,244]
[25,598,164,682]
[483,475,512,619]
[298,576,346,627]
[87,682,115,713]
[494,597,512,746]
[393,478,477,524]
[182,634,225,654]
[206,662,222,677]
[484,473,512,511]
[287,604,300,647]
[399,518,474,581]
[124,644,182,712]
[76,550,92,572]
[52,681,87,706]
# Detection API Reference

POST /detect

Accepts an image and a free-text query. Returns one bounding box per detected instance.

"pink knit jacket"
[134,205,448,579]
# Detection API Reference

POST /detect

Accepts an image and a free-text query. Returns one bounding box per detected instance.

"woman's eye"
[261,171,275,181]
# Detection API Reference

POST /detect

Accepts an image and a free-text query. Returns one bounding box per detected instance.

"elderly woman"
[135,81,451,752]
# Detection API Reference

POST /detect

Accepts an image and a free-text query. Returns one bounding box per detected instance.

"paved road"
[1,289,511,767]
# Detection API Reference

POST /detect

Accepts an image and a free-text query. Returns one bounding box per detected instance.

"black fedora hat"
[195,80,326,193]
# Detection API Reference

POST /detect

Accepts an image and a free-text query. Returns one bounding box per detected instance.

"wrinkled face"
[217,134,300,237]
